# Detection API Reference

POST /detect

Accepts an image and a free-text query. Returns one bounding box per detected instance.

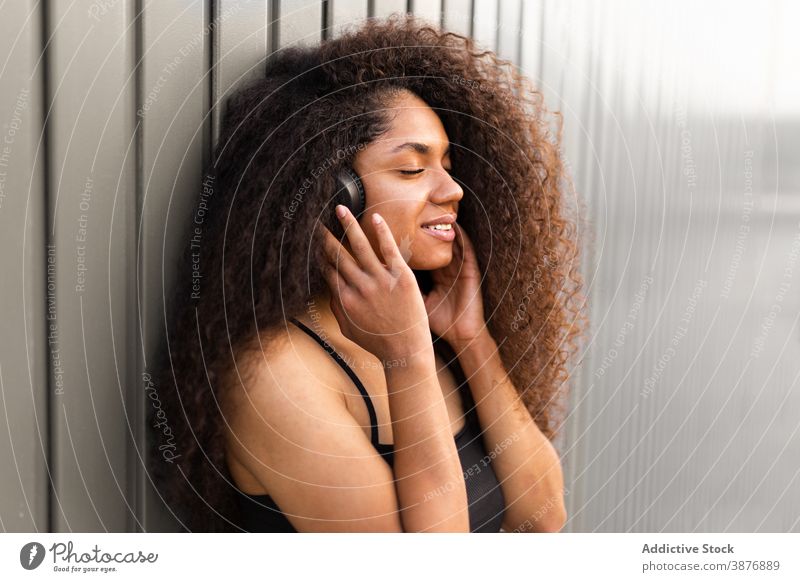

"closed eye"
[398,168,454,175]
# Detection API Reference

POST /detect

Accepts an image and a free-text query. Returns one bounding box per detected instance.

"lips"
[420,213,457,242]
[420,213,457,227]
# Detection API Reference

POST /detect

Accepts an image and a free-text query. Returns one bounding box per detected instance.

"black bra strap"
[289,317,380,446]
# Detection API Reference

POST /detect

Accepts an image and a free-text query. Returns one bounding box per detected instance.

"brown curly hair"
[149,13,588,532]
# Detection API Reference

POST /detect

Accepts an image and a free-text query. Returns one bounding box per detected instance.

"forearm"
[454,332,567,532]
[385,347,469,532]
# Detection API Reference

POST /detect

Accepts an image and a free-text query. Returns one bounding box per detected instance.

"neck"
[298,288,337,334]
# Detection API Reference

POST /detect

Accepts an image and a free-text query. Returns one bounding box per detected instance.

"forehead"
[370,91,450,153]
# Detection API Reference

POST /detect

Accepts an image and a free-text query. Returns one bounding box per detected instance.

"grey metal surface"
[212,1,270,145]
[442,0,471,37]
[138,0,214,533]
[33,1,135,531]
[0,0,48,532]
[371,0,407,19]
[549,0,800,532]
[328,0,369,38]
[471,0,498,53]
[277,0,323,48]
[496,0,521,64]
[519,0,543,83]
[409,0,442,27]
[46,0,136,531]
[1,0,796,534]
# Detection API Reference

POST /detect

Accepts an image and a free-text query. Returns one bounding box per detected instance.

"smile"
[421,223,456,241]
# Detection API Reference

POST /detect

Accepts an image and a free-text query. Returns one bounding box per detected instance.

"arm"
[452,331,567,533]
[384,345,469,532]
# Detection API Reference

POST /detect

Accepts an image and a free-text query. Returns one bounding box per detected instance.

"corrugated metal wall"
[0,0,797,533]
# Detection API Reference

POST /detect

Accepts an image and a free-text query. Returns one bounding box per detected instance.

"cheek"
[360,179,431,255]
[374,205,425,246]
[379,218,419,259]
[363,178,425,220]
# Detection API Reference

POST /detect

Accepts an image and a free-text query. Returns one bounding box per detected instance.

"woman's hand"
[318,205,433,363]
[422,223,487,350]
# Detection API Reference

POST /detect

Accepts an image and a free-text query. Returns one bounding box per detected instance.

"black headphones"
[334,166,365,219]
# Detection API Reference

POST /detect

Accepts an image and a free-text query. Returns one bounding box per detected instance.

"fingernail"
[336,205,346,218]
[372,213,382,225]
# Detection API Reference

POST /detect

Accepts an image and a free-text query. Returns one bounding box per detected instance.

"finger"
[335,205,383,274]
[319,222,368,286]
[319,222,350,262]
[370,212,406,275]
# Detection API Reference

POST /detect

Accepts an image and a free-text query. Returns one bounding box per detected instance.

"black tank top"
[234,317,506,532]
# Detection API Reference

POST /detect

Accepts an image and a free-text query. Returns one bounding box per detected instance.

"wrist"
[383,348,437,391]
[382,337,435,368]
[449,328,496,353]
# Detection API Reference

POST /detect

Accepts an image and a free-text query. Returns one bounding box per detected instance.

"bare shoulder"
[224,322,350,425]
[222,323,402,531]
[229,322,345,391]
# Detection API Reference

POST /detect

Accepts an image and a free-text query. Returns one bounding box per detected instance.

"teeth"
[423,223,453,231]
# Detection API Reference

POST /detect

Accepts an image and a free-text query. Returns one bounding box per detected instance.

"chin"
[408,242,453,270]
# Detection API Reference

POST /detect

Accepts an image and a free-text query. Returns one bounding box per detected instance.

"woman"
[151,13,587,532]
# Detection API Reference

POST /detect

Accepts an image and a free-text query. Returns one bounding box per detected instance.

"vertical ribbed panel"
[212,1,270,146]
[554,0,800,532]
[442,0,471,36]
[277,0,323,48]
[328,0,369,37]
[518,0,543,83]
[46,0,136,531]
[139,0,212,532]
[471,0,497,52]
[496,0,521,63]
[409,0,442,27]
[0,0,796,534]
[0,0,47,532]
[370,0,407,19]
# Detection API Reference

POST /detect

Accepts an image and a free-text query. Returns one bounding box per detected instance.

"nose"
[430,168,464,208]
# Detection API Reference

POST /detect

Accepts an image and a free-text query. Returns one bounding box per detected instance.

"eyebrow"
[389,142,450,157]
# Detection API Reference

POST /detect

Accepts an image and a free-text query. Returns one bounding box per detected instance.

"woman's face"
[351,90,464,271]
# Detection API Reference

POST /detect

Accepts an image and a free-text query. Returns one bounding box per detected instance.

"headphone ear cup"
[334,166,365,218]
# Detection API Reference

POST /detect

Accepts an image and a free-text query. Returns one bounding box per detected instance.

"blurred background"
[0,0,798,532]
